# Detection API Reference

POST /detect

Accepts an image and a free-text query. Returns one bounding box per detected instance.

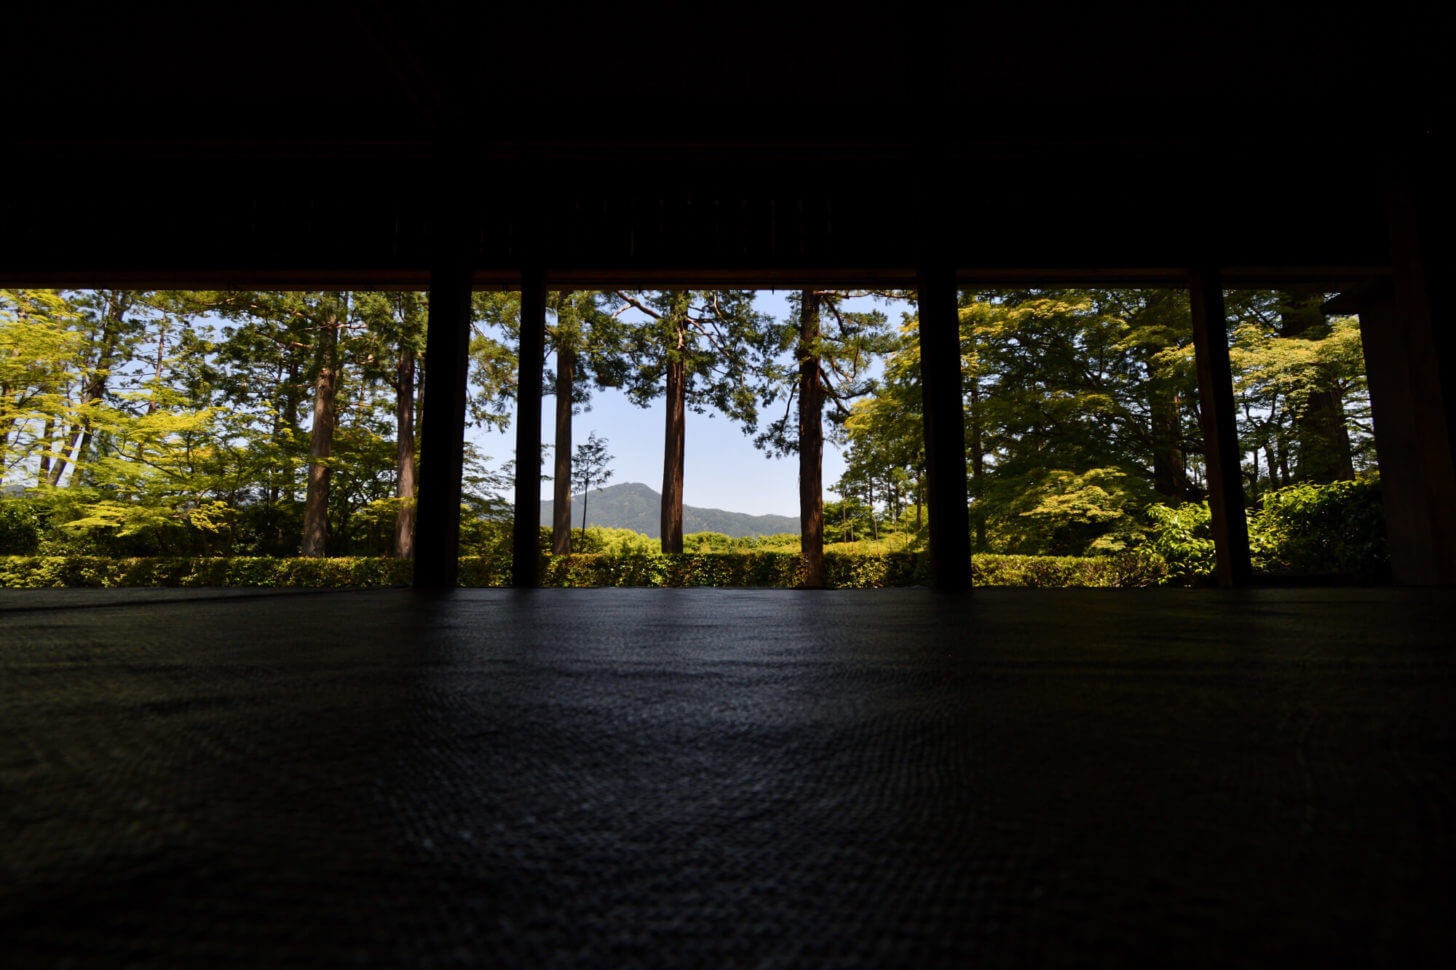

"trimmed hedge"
[972,552,1171,588]
[1141,479,1389,582]
[0,551,1174,589]
[0,556,414,589]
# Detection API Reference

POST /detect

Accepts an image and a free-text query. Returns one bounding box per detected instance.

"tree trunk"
[1246,422,1262,498]
[48,424,82,487]
[552,345,575,555]
[393,347,417,558]
[1149,387,1184,497]
[132,322,168,465]
[1279,290,1354,483]
[282,357,302,505]
[580,486,589,545]
[661,351,686,553]
[1298,388,1355,483]
[970,384,986,549]
[301,305,340,557]
[869,483,879,543]
[37,416,54,484]
[51,292,128,487]
[798,290,825,587]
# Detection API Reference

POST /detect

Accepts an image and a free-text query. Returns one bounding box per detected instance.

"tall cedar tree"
[1280,290,1355,483]
[352,292,428,558]
[756,291,895,585]
[214,291,352,556]
[471,291,627,554]
[1223,290,1370,496]
[612,291,769,553]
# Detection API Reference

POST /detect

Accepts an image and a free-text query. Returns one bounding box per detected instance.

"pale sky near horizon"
[469,291,915,518]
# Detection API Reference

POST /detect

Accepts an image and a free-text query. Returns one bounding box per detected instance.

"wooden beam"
[917,262,971,590]
[1188,266,1252,587]
[512,267,547,587]
[412,240,473,589]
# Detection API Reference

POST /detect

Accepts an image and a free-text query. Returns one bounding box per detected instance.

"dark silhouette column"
[1339,286,1456,583]
[413,207,474,590]
[1189,266,1252,587]
[513,267,546,587]
[1340,155,1456,584]
[917,262,971,590]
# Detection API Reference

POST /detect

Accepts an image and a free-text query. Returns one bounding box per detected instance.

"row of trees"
[0,287,892,572]
[2,286,1372,569]
[2,288,512,557]
[834,289,1373,557]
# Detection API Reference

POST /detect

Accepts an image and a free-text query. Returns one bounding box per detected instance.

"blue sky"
[469,291,914,517]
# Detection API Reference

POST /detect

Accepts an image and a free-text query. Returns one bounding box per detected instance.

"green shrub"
[1139,478,1388,580]
[1140,502,1217,581]
[457,554,513,586]
[0,550,1169,590]
[972,552,1171,588]
[0,499,42,555]
[538,552,808,587]
[0,556,414,589]
[1252,479,1387,577]
[824,551,928,587]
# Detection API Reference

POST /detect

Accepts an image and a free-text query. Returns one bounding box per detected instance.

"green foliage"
[571,431,614,540]
[0,290,87,477]
[683,531,800,553]
[457,555,514,587]
[563,526,660,555]
[2,550,1169,589]
[2,287,1383,580]
[1140,478,1388,580]
[0,499,42,554]
[1141,502,1217,579]
[1225,292,1374,490]
[838,289,1205,557]
[972,552,1171,588]
[1003,466,1153,555]
[1252,479,1386,576]
[540,552,805,588]
[0,556,412,588]
[611,290,773,424]
[824,551,928,587]
[755,290,898,457]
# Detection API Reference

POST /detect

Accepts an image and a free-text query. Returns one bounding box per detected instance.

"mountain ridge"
[540,482,797,538]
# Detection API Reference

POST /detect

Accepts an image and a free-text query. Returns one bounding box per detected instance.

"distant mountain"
[541,482,798,538]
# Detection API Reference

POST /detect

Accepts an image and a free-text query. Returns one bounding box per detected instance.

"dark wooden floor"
[2,588,1452,968]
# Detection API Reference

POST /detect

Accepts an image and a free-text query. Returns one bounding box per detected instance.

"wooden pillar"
[1342,157,1456,584]
[413,213,474,589]
[917,261,971,590]
[512,267,546,587]
[1188,266,1252,587]
[1341,286,1456,583]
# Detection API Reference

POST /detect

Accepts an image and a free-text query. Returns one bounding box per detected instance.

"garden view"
[0,287,1384,587]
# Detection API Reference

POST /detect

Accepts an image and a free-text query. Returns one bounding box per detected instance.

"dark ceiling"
[3,3,1444,285]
